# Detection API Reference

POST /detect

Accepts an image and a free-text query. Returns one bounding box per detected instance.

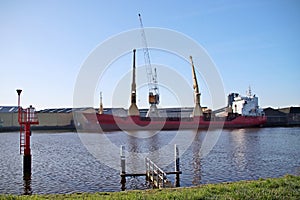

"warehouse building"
[0,106,19,128]
[0,107,91,131]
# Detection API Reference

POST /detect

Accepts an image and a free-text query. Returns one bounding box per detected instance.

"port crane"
[190,56,203,117]
[138,14,160,117]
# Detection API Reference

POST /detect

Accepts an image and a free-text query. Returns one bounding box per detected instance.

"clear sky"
[1,0,299,110]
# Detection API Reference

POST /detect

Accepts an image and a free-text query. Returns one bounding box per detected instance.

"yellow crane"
[138,14,160,117]
[190,56,203,117]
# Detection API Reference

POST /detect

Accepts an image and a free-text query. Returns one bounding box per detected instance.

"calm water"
[0,127,299,194]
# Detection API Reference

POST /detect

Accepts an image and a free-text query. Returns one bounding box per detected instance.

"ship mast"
[190,56,203,117]
[128,49,140,116]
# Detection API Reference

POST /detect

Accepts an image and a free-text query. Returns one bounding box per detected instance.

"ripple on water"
[0,128,299,194]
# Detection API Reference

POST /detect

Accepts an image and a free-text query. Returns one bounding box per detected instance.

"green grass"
[1,175,299,200]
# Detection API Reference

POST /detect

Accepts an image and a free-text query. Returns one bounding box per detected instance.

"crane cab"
[149,92,159,105]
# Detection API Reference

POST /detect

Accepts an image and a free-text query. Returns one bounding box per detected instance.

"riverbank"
[1,175,299,199]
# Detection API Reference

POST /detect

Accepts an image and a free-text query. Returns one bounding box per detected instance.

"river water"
[0,127,299,194]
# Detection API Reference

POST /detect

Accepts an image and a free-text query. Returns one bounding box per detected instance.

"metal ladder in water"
[145,157,172,188]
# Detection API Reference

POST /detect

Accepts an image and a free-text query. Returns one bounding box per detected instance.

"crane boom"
[138,14,159,106]
[190,56,203,117]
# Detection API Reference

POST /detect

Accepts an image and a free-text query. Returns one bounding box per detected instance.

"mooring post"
[152,161,154,182]
[145,157,149,182]
[156,169,159,188]
[120,145,126,191]
[175,144,180,187]
[120,145,126,174]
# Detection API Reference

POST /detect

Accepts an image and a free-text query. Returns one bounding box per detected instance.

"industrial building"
[263,107,300,127]
[0,106,19,128]
[0,107,89,131]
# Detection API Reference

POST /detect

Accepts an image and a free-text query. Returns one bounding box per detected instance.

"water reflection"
[231,129,248,172]
[229,128,264,179]
[23,175,32,195]
[191,131,202,185]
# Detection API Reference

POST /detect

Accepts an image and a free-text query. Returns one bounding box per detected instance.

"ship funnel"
[190,56,203,117]
[128,49,140,116]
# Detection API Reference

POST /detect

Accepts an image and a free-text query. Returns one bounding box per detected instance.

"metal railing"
[145,157,168,188]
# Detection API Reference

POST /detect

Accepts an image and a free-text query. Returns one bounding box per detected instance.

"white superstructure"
[230,89,264,116]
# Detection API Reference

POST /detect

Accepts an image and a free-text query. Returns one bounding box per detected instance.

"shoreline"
[1,175,299,199]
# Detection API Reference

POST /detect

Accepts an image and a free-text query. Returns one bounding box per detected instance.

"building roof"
[37,107,93,113]
[264,107,287,116]
[278,107,300,114]
[0,106,18,113]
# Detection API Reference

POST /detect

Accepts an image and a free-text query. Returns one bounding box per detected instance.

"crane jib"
[138,14,160,105]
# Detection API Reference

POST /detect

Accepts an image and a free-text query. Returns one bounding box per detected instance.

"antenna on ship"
[190,56,203,117]
[128,49,140,116]
[248,85,252,97]
[98,92,103,114]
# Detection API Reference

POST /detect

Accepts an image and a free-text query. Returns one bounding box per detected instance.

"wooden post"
[175,144,180,187]
[152,161,154,183]
[145,157,149,182]
[162,173,165,188]
[120,145,126,174]
[120,145,126,191]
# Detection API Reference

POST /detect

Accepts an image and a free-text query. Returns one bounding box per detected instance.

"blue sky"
[1,0,299,110]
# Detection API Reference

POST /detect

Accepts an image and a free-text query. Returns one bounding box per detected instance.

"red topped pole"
[16,89,38,195]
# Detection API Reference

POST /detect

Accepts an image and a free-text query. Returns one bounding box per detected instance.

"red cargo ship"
[82,113,266,131]
[80,50,266,132]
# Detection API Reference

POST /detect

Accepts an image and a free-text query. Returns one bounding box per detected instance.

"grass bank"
[1,175,299,200]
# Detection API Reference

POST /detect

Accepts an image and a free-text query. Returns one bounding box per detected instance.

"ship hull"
[80,113,267,132]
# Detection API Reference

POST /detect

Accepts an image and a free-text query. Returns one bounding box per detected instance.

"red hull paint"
[82,113,267,132]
